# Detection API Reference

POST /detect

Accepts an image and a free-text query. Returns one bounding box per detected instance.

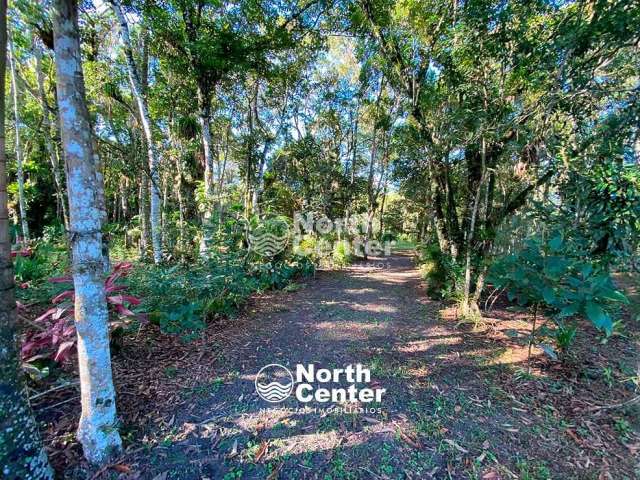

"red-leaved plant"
[21,262,143,363]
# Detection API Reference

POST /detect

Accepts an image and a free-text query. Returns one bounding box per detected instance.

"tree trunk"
[0,2,54,476]
[7,37,28,242]
[379,183,387,238]
[461,142,486,317]
[34,40,69,231]
[216,123,230,231]
[197,85,215,255]
[138,170,150,259]
[110,0,162,263]
[53,0,122,464]
[91,137,110,273]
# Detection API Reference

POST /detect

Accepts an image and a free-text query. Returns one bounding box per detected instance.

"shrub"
[488,233,628,361]
[128,251,314,338]
[332,240,353,267]
[417,242,462,299]
[22,262,142,364]
[14,241,68,284]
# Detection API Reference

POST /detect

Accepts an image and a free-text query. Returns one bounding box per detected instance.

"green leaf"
[542,286,555,305]
[544,256,567,277]
[580,263,593,278]
[539,343,558,361]
[559,303,579,317]
[599,289,629,304]
[504,329,520,338]
[584,301,613,335]
[549,235,563,252]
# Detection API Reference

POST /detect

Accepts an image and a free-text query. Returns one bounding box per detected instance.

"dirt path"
[132,253,638,480]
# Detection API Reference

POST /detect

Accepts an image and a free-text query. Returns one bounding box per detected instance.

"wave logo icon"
[255,364,294,403]
[247,217,290,257]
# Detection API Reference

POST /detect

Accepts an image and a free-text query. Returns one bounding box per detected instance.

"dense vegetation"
[0,0,639,478]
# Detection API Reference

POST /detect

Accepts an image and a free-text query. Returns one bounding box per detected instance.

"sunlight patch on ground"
[313,321,385,340]
[349,303,397,314]
[343,288,378,294]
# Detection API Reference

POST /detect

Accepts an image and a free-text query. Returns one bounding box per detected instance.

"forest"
[0,0,639,478]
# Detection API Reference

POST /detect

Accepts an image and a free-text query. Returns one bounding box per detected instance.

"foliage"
[128,251,314,338]
[21,263,142,364]
[553,163,640,266]
[488,234,629,355]
[332,240,353,268]
[13,238,68,284]
[417,242,462,300]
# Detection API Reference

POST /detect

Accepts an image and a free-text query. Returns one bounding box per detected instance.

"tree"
[52,0,122,464]
[145,0,319,252]
[34,38,69,231]
[109,0,162,263]
[0,0,53,476]
[8,34,29,242]
[353,0,640,314]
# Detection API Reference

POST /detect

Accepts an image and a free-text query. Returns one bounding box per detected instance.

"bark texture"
[7,37,29,242]
[34,40,69,230]
[53,0,122,464]
[110,0,162,263]
[0,1,53,477]
[197,86,215,255]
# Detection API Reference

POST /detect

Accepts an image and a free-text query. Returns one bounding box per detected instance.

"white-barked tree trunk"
[7,36,28,242]
[109,0,162,263]
[52,0,122,464]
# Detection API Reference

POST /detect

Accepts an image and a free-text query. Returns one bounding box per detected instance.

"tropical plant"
[21,262,142,363]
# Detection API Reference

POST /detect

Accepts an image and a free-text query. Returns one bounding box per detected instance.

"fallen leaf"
[399,430,422,449]
[566,428,582,445]
[482,470,500,480]
[444,439,468,453]
[112,464,132,473]
[227,439,239,459]
[255,441,269,463]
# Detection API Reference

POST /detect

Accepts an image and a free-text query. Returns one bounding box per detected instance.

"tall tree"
[109,0,162,263]
[7,34,28,242]
[0,0,53,476]
[52,0,122,464]
[34,39,69,230]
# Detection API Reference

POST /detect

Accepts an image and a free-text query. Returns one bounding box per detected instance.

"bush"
[14,241,68,284]
[22,263,141,364]
[488,233,629,359]
[417,242,462,299]
[332,240,353,267]
[128,251,314,338]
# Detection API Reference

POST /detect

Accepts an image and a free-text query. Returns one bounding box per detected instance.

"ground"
[33,253,640,479]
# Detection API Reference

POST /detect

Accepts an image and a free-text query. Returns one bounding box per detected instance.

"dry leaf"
[444,439,468,453]
[566,428,582,445]
[255,441,269,463]
[399,430,422,449]
[482,470,500,480]
[112,464,132,473]
[227,439,239,459]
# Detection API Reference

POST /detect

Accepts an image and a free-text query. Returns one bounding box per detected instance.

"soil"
[33,253,640,479]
